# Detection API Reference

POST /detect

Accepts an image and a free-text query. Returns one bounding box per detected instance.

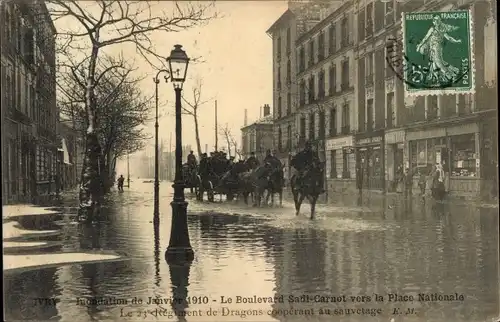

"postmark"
[387,10,475,96]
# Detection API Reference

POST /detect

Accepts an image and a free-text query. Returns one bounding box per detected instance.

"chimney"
[244,109,248,126]
[263,104,270,116]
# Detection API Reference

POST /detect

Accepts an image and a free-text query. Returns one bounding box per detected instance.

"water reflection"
[3,186,499,322]
[168,261,192,322]
[154,222,161,287]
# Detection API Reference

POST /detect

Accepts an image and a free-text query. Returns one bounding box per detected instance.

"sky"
[53,1,288,165]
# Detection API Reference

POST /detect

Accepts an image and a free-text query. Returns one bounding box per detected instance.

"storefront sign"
[356,136,383,145]
[385,130,405,144]
[326,136,353,150]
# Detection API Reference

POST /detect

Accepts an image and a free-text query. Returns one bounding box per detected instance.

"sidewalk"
[2,202,122,274]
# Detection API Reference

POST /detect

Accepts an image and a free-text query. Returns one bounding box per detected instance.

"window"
[427,96,438,120]
[342,151,350,178]
[287,92,292,115]
[5,6,13,44]
[278,96,282,118]
[341,17,349,47]
[341,59,349,90]
[277,66,281,90]
[319,110,325,138]
[309,113,315,140]
[386,92,395,128]
[5,67,13,108]
[358,9,365,41]
[287,125,292,150]
[385,0,395,26]
[366,3,374,37]
[278,128,283,151]
[329,107,337,136]
[308,40,314,66]
[328,24,336,55]
[451,134,477,177]
[308,76,315,103]
[299,47,305,72]
[318,32,325,61]
[330,150,337,178]
[367,99,374,131]
[286,59,291,84]
[277,37,282,60]
[300,117,306,138]
[329,65,336,95]
[318,70,325,99]
[299,81,306,106]
[286,28,291,54]
[341,103,350,134]
[365,53,373,83]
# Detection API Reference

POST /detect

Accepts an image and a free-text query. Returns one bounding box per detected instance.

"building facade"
[1,0,58,204]
[241,104,274,162]
[270,0,497,199]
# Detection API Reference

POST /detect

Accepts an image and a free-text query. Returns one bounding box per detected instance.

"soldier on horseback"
[245,152,260,170]
[290,141,325,194]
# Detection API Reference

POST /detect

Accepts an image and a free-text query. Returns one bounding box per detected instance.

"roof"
[296,1,351,45]
[240,114,274,131]
[266,9,295,35]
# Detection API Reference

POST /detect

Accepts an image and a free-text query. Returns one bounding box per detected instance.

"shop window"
[330,150,337,178]
[451,134,477,177]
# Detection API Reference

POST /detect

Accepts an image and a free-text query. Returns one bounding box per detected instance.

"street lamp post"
[165,44,194,263]
[153,69,170,222]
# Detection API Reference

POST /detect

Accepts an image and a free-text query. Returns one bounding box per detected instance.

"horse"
[290,163,325,219]
[181,163,200,195]
[238,164,273,207]
[265,165,285,207]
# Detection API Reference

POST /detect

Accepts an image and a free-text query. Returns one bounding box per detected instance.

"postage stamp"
[401,10,475,96]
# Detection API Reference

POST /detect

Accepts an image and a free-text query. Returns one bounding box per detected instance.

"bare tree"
[181,78,213,158]
[218,123,234,158]
[58,58,152,193]
[47,1,218,218]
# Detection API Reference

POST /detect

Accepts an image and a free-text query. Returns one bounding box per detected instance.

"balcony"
[341,83,350,91]
[341,125,350,135]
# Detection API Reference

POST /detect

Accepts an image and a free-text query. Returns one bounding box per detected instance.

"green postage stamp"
[402,10,475,96]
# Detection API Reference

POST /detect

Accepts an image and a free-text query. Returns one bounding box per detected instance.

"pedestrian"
[418,168,427,197]
[403,168,413,198]
[117,175,125,192]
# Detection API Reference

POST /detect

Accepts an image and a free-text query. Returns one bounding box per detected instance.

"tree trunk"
[194,112,202,158]
[226,138,231,158]
[78,44,103,222]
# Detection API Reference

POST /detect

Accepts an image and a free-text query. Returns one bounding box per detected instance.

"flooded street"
[4,182,499,322]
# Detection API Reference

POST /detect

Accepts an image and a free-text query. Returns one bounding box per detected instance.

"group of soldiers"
[184,140,325,193]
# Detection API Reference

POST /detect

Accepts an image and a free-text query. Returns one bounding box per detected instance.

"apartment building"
[240,104,274,162]
[293,1,359,194]
[1,0,58,204]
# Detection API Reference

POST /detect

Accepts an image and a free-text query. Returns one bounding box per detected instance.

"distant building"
[240,104,274,162]
[1,0,58,204]
[57,122,79,191]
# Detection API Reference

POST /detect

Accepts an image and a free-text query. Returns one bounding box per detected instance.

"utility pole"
[215,100,218,151]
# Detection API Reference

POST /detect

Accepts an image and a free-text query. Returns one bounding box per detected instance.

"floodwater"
[4,182,499,322]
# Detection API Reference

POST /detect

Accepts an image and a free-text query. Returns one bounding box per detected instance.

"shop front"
[406,122,482,198]
[325,135,356,193]
[384,129,406,192]
[355,130,385,191]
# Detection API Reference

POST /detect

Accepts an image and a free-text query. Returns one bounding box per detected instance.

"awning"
[60,138,72,165]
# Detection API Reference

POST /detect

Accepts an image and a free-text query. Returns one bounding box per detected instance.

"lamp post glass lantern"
[165,44,194,263]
